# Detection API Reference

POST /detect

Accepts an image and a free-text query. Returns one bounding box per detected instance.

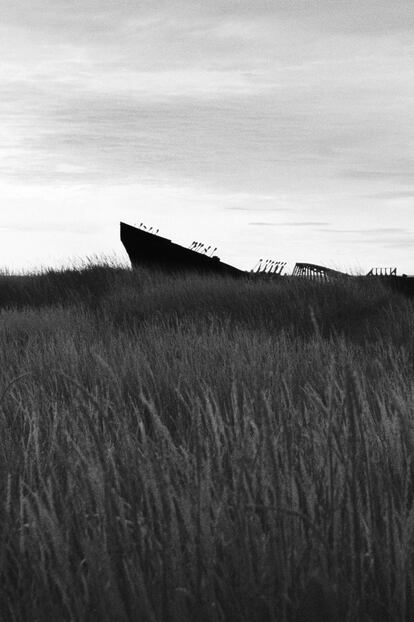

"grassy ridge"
[0,264,414,621]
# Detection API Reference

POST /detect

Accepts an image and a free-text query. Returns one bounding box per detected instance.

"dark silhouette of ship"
[120,221,414,296]
[120,221,243,277]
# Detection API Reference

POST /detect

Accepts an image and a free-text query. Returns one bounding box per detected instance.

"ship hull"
[120,222,244,277]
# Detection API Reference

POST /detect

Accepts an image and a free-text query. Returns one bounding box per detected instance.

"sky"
[1,0,413,274]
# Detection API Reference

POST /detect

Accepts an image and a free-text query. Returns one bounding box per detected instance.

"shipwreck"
[120,221,414,297]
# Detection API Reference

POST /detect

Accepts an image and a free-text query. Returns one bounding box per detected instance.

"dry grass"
[0,263,413,621]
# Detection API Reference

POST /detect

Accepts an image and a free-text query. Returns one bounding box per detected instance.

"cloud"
[279,221,330,227]
[367,190,414,200]
[2,1,414,40]
[1,0,413,197]
[325,228,408,235]
[357,236,414,248]
[226,206,289,212]
[249,222,280,226]
[249,221,330,227]
[3,69,412,197]
[343,170,414,183]
[317,227,414,252]
[0,222,100,234]
[0,86,332,190]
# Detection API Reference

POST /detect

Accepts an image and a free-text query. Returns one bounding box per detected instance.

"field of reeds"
[1,262,414,621]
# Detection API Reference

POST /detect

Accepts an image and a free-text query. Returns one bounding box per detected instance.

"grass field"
[0,263,413,621]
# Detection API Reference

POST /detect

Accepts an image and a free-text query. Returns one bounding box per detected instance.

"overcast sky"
[1,0,413,273]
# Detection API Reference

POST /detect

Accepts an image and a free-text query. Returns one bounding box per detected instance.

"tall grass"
[0,263,414,621]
